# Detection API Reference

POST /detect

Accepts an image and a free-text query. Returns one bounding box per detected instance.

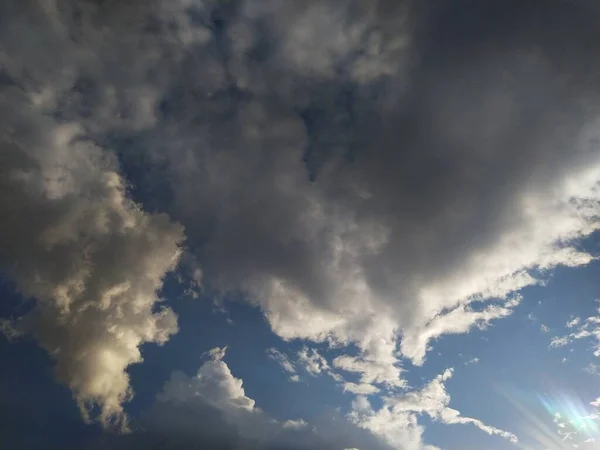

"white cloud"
[0,90,184,429]
[550,304,600,356]
[267,347,297,375]
[297,347,342,381]
[550,336,573,348]
[283,418,309,429]
[401,296,522,365]
[158,346,257,415]
[350,368,518,449]
[343,383,381,395]
[585,363,600,376]
[149,347,391,450]
[333,355,406,388]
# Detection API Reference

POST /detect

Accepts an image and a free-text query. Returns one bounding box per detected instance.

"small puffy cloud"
[550,336,572,349]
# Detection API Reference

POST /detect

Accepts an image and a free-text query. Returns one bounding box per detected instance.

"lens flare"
[497,385,600,449]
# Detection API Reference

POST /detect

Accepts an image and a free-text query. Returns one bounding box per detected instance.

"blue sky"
[1,1,600,449]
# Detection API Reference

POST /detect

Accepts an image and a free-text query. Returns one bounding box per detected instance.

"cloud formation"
[267,347,298,380]
[117,0,600,374]
[92,347,393,450]
[550,303,600,356]
[350,368,517,449]
[0,88,184,428]
[1,0,600,447]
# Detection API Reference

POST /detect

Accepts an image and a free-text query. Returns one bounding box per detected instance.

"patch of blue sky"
[418,235,599,449]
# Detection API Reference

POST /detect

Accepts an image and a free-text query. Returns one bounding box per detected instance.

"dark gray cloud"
[111,0,600,359]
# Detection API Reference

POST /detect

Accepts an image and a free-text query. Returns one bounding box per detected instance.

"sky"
[0,0,599,449]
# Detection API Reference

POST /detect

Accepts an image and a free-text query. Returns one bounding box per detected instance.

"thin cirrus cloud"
[0,0,599,449]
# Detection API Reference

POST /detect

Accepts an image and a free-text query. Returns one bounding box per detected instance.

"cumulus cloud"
[91,347,393,450]
[2,0,600,446]
[344,383,381,395]
[0,87,183,428]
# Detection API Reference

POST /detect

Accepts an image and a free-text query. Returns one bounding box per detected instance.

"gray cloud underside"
[89,349,393,450]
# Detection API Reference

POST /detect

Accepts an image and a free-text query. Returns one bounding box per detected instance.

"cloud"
[502,388,600,450]
[115,0,600,373]
[0,87,183,428]
[267,347,300,382]
[400,296,522,365]
[282,418,308,429]
[149,346,313,445]
[350,368,518,449]
[333,354,405,388]
[548,407,600,449]
[550,303,600,356]
[586,364,600,376]
[297,347,338,378]
[0,318,22,341]
[91,346,394,450]
[343,383,381,395]
[2,0,600,446]
[464,357,480,366]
